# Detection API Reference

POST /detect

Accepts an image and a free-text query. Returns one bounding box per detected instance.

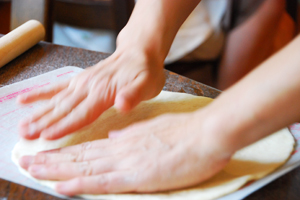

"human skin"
[17,0,201,140]
[17,0,300,196]
[19,33,300,195]
[217,0,295,90]
[20,113,231,195]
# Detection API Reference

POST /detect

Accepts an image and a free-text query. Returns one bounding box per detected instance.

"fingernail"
[28,123,37,136]
[56,180,77,196]
[19,117,31,127]
[41,128,55,140]
[56,180,78,196]
[18,123,34,139]
[56,182,69,193]
[19,156,34,169]
[19,120,28,127]
[29,165,46,178]
[16,95,27,103]
[114,95,130,112]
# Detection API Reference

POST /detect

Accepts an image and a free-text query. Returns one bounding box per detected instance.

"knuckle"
[82,109,98,123]
[124,171,139,184]
[68,81,76,90]
[51,96,61,104]
[54,104,71,115]
[74,152,85,162]
[49,98,57,105]
[73,177,84,190]
[96,174,111,193]
[80,142,92,151]
[52,107,61,116]
[67,154,77,162]
[79,161,94,176]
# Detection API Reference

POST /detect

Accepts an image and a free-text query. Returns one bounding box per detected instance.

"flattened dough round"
[12,91,295,200]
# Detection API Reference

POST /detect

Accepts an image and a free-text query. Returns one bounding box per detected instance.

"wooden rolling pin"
[0,20,45,68]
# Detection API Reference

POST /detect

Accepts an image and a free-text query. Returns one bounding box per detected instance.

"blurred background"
[0,0,298,88]
[1,0,298,53]
[0,0,135,53]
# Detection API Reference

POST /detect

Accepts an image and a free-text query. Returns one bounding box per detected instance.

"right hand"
[17,48,165,140]
[19,111,232,196]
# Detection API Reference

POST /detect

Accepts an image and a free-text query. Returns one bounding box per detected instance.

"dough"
[12,91,295,200]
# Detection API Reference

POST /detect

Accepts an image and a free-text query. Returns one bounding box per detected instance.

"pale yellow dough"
[12,91,295,200]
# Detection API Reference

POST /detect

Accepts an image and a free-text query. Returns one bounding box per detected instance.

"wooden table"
[0,40,299,199]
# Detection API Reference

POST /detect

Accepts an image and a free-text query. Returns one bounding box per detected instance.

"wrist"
[195,91,267,156]
[185,111,232,174]
[116,27,166,66]
[193,97,246,158]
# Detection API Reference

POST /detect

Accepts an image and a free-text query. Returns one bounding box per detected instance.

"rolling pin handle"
[0,20,46,68]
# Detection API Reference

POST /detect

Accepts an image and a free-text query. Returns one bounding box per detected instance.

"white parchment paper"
[0,66,299,200]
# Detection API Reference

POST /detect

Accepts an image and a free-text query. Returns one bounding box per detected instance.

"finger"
[19,88,71,127]
[17,80,70,104]
[40,94,113,140]
[55,171,138,196]
[30,91,87,136]
[19,103,54,127]
[40,139,111,154]
[27,156,121,180]
[20,145,126,169]
[18,113,51,138]
[18,89,83,139]
[114,71,157,112]
[20,154,75,170]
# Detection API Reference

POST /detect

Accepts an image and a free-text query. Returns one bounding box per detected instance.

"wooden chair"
[54,0,134,33]
[10,0,135,42]
[10,0,53,41]
[0,0,11,34]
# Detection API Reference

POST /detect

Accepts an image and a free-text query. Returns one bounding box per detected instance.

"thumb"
[114,72,159,112]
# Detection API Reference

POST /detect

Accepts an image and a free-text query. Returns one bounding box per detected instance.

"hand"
[19,112,231,196]
[17,49,165,140]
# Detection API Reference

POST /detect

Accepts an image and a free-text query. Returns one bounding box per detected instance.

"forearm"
[202,34,300,154]
[116,0,201,64]
[218,0,289,89]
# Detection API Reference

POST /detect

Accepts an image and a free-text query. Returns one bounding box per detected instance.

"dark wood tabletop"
[0,39,299,200]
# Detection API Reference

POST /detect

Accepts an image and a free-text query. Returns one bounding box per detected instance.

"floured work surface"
[0,66,300,200]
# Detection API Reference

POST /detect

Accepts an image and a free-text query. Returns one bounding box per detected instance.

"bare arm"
[117,0,202,61]
[18,0,201,140]
[217,0,295,90]
[19,8,300,195]
[21,37,300,195]
[203,33,300,154]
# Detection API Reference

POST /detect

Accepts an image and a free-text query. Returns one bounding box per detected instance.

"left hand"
[17,47,165,140]
[19,112,232,196]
